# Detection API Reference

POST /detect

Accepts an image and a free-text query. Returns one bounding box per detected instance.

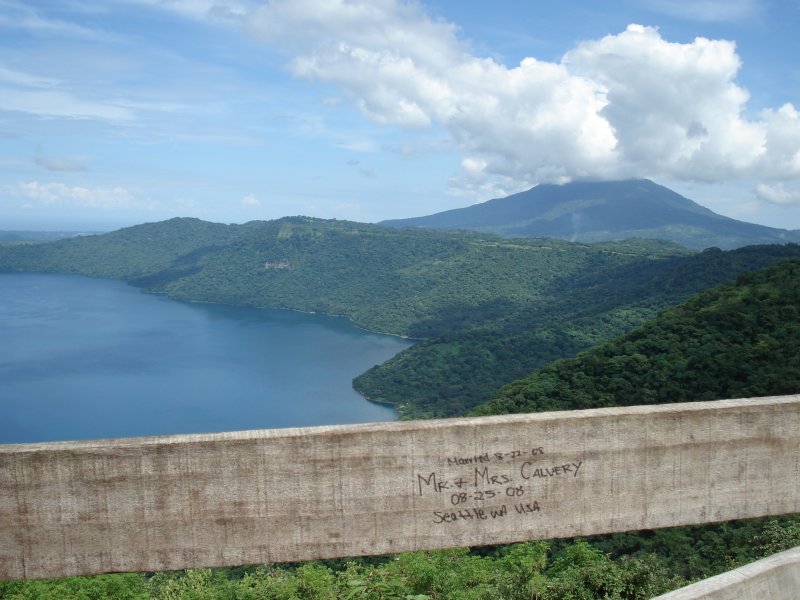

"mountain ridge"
[381,179,800,250]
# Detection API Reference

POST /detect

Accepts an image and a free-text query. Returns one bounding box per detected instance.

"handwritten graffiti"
[416,445,584,524]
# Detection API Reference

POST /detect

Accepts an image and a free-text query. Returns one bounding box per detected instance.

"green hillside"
[474,260,800,416]
[1,216,664,335]
[0,217,240,279]
[356,244,800,417]
[2,217,800,418]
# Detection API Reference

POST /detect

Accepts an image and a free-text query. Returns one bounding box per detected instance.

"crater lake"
[0,273,412,444]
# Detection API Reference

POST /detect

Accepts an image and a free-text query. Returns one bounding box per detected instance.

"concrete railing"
[654,545,800,599]
[2,395,799,581]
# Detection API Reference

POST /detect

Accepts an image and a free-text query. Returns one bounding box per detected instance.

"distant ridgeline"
[0,230,100,243]
[1,216,799,418]
[381,179,800,250]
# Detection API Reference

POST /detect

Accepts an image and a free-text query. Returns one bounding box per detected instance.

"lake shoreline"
[0,273,409,443]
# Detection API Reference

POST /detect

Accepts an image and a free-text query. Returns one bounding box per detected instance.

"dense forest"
[474,260,800,415]
[0,217,688,336]
[2,217,800,417]
[3,220,800,597]
[355,244,800,416]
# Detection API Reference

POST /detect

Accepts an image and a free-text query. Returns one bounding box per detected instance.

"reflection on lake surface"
[0,273,412,443]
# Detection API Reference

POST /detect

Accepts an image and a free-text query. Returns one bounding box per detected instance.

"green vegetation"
[0,218,240,280]
[4,516,800,598]
[356,244,800,417]
[3,220,800,597]
[4,217,800,418]
[474,260,800,416]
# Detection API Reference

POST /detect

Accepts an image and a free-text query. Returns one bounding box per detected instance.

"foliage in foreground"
[0,542,684,600]
[4,517,800,600]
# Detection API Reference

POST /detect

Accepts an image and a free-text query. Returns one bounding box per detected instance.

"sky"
[1,0,799,231]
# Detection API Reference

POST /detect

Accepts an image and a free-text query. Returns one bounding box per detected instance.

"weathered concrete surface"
[654,545,800,600]
[1,395,799,580]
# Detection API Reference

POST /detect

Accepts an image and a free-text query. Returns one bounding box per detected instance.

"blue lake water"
[0,273,412,444]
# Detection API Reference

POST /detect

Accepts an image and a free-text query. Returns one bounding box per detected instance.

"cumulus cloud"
[12,181,134,209]
[756,183,800,206]
[759,103,800,177]
[564,24,767,181]
[144,0,800,200]
[236,2,800,197]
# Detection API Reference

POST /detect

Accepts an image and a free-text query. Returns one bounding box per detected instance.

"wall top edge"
[2,394,798,454]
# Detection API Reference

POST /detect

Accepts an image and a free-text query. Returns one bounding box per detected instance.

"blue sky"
[1,0,799,231]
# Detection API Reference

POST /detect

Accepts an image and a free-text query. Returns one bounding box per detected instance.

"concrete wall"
[1,395,799,580]
[655,545,800,600]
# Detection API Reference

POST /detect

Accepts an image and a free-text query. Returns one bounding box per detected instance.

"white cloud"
[143,0,800,200]
[242,193,261,207]
[755,183,800,206]
[564,24,767,181]
[245,0,618,191]
[759,103,800,177]
[12,181,135,209]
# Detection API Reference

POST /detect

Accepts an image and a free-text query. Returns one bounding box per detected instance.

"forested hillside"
[473,260,800,416]
[0,217,240,279]
[356,244,800,416]
[0,217,686,336]
[2,217,800,418]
